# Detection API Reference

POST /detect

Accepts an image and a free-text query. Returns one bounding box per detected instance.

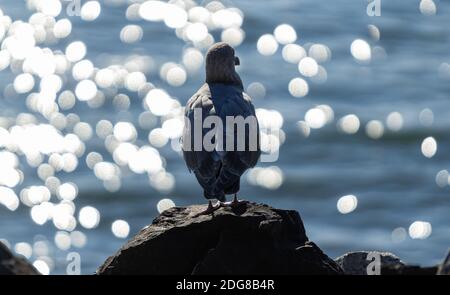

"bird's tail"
[211,166,241,197]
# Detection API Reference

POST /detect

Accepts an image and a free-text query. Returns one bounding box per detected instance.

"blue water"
[1,0,450,274]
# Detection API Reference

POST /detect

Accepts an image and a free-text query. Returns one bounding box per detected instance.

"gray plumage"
[182,43,260,201]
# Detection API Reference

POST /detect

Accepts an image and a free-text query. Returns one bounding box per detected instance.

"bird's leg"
[221,193,246,207]
[195,200,221,216]
[231,193,240,206]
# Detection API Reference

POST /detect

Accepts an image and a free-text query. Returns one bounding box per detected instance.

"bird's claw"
[220,194,246,208]
[194,200,221,217]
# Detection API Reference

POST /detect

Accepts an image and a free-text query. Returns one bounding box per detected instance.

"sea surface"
[1,0,450,274]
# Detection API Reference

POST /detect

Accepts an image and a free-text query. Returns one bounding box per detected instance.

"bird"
[182,42,261,215]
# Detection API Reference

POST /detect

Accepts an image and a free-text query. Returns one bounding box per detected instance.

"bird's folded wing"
[216,90,261,175]
[182,84,261,176]
[181,86,216,175]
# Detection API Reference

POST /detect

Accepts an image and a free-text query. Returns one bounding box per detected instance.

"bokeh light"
[350,39,371,62]
[78,206,100,229]
[157,198,175,213]
[337,195,358,214]
[421,137,437,158]
[257,34,278,56]
[111,220,130,239]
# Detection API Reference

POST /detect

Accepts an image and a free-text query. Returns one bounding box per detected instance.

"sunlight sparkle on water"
[54,231,71,250]
[70,231,87,248]
[157,198,175,213]
[81,1,102,22]
[78,206,100,229]
[31,202,53,225]
[111,220,130,239]
[125,71,147,91]
[53,18,72,38]
[38,0,62,17]
[337,195,358,214]
[186,22,208,42]
[257,34,278,56]
[338,114,360,134]
[57,182,78,201]
[139,1,168,22]
[14,242,32,259]
[75,80,97,101]
[0,186,19,211]
[368,25,380,42]
[113,122,137,142]
[365,120,384,140]
[33,259,50,275]
[409,221,432,239]
[308,44,331,63]
[296,121,310,138]
[386,112,403,132]
[164,4,188,29]
[72,60,94,81]
[149,128,169,148]
[65,41,86,62]
[120,25,143,44]
[421,137,437,158]
[350,39,371,62]
[288,78,309,98]
[145,89,174,116]
[14,73,34,93]
[419,0,437,16]
[166,65,187,87]
[282,44,306,64]
[298,57,319,77]
[391,227,407,243]
[247,167,283,190]
[247,82,266,100]
[94,161,118,181]
[435,170,448,188]
[182,48,203,73]
[273,24,297,45]
[221,27,245,47]
[305,108,326,129]
[419,108,434,127]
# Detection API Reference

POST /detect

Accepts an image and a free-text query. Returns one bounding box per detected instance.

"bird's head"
[205,42,243,87]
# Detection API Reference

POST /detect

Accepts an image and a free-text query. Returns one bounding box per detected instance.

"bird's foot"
[194,200,221,217]
[220,194,247,208]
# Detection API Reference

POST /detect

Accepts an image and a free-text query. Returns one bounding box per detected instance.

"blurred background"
[1,0,450,274]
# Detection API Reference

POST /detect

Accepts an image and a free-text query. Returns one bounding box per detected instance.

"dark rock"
[0,242,40,275]
[335,251,404,275]
[437,249,450,275]
[381,264,438,275]
[97,202,343,275]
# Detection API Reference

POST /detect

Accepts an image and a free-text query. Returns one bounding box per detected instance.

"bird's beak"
[234,56,240,66]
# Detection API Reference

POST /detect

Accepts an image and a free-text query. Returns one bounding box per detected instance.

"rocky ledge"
[3,201,447,275]
[0,241,39,275]
[97,201,343,275]
[335,251,443,275]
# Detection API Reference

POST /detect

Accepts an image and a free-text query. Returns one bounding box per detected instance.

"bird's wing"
[181,84,217,176]
[212,84,261,175]
[182,84,261,178]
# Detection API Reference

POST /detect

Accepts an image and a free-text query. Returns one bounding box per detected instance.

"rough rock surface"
[0,242,40,275]
[335,251,404,275]
[97,202,343,275]
[381,264,438,275]
[437,249,450,275]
